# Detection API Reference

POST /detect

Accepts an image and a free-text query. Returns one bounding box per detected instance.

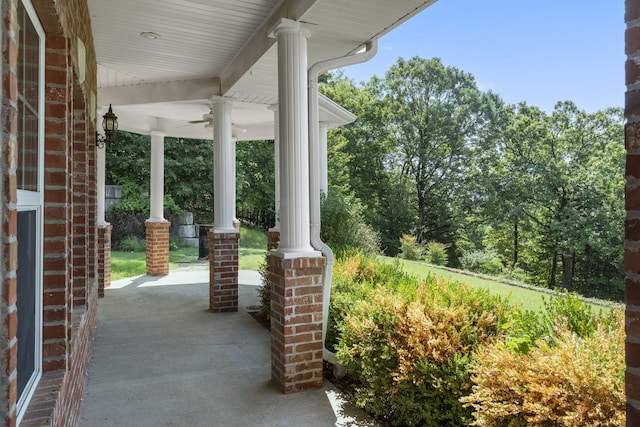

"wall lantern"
[96,104,118,148]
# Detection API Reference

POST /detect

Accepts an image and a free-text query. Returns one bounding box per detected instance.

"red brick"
[627,26,640,55]
[627,90,640,119]
[5,310,17,339]
[627,278,640,306]
[628,370,640,401]
[628,0,640,21]
[628,308,640,338]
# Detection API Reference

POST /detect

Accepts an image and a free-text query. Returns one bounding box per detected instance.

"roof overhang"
[90,0,437,140]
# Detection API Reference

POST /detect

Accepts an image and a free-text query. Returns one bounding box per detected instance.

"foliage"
[329,255,624,426]
[321,63,624,302]
[106,180,181,247]
[321,190,381,257]
[460,249,504,275]
[257,254,271,321]
[115,235,146,252]
[164,137,213,223]
[425,241,448,266]
[236,140,275,229]
[462,316,625,426]
[398,234,424,261]
[331,254,511,426]
[379,57,490,251]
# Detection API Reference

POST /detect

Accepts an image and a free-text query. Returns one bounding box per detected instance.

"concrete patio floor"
[78,267,376,426]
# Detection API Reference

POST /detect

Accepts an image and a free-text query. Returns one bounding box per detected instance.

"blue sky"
[342,0,624,113]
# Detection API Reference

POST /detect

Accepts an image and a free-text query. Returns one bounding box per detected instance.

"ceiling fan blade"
[188,119,208,124]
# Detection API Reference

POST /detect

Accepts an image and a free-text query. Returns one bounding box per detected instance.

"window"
[16,0,44,423]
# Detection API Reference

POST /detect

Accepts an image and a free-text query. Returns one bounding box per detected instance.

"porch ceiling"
[89,0,437,140]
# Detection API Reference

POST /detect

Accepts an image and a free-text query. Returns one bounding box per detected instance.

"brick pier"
[97,224,112,297]
[268,254,325,393]
[146,220,170,276]
[208,231,240,312]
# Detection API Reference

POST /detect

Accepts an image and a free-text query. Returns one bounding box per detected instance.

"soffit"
[89,0,437,139]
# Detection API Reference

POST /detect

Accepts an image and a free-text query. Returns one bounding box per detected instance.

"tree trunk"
[513,218,519,267]
[561,250,573,291]
[417,187,426,242]
[549,251,558,288]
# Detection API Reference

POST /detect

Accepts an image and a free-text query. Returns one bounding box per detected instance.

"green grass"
[169,246,199,263]
[111,227,268,280]
[382,257,612,312]
[111,251,146,281]
[239,227,268,270]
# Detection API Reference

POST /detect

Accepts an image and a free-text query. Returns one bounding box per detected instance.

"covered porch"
[90,0,440,394]
[78,267,372,426]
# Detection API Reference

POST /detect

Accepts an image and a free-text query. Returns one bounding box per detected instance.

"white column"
[149,131,166,221]
[271,18,317,255]
[97,146,107,226]
[319,122,329,195]
[212,97,236,232]
[268,104,281,231]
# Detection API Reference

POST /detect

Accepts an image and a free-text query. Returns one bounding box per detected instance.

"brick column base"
[146,220,170,276]
[97,224,112,298]
[268,254,325,393]
[265,230,280,251]
[209,231,240,312]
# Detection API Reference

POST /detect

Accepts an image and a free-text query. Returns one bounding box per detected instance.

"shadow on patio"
[78,268,376,426]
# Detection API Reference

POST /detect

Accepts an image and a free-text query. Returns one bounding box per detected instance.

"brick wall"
[0,0,100,425]
[42,33,71,375]
[628,2,640,425]
[208,231,240,312]
[1,1,20,424]
[268,254,325,393]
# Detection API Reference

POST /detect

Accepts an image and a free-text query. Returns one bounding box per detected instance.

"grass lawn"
[382,257,615,312]
[111,246,201,281]
[240,227,267,270]
[111,227,268,280]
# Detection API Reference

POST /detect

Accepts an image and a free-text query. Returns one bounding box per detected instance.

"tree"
[500,102,624,293]
[321,72,414,254]
[379,57,487,253]
[235,140,275,229]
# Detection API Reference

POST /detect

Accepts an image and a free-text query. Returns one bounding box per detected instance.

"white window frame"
[16,0,45,423]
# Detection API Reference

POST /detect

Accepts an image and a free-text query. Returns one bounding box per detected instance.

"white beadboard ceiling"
[89,0,437,140]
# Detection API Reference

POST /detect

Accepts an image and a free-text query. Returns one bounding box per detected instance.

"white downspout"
[308,39,378,368]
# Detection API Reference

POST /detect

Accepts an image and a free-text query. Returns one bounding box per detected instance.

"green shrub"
[398,234,424,261]
[460,249,504,275]
[115,235,146,252]
[257,254,271,321]
[332,255,512,426]
[425,241,448,266]
[107,180,182,248]
[321,191,381,257]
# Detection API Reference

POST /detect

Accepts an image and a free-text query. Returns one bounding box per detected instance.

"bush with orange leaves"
[461,312,625,426]
[333,254,511,426]
[329,254,625,426]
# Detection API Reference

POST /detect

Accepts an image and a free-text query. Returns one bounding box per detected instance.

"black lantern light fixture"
[96,104,118,148]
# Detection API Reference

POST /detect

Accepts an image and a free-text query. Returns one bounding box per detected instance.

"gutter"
[307,39,378,371]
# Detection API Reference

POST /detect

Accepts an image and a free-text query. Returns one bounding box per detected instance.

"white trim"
[16,0,45,423]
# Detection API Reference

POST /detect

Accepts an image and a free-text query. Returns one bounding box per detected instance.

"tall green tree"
[380,57,487,250]
[498,102,624,293]
[321,72,414,254]
[235,140,275,229]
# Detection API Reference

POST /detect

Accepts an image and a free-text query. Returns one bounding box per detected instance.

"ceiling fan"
[188,109,246,135]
